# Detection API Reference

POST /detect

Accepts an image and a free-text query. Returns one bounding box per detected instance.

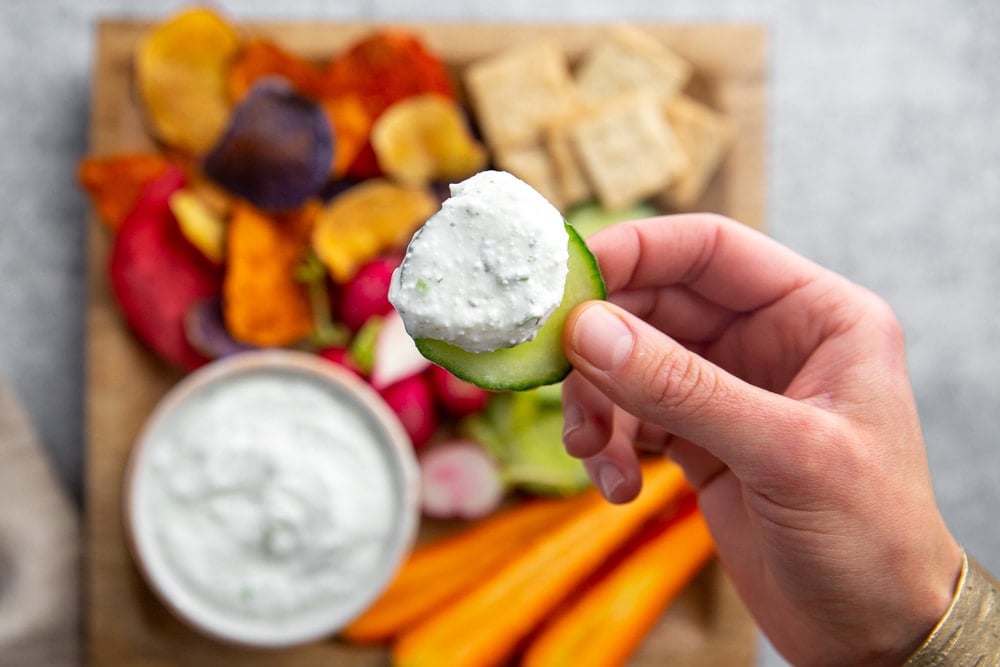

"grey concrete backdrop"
[1,0,998,664]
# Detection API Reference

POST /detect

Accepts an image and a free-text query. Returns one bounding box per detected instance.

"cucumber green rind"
[415,222,606,391]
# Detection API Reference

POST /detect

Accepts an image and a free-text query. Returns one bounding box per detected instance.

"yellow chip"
[371,94,487,187]
[135,7,241,154]
[312,180,438,283]
[168,188,227,264]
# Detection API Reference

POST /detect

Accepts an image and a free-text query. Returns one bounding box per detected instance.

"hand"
[560,214,963,666]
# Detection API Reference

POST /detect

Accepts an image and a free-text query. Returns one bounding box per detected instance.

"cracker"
[570,93,690,211]
[464,40,580,150]
[662,95,736,209]
[543,120,593,208]
[493,144,566,211]
[574,24,692,104]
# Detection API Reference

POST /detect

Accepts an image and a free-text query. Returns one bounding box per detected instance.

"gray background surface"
[1,1,998,664]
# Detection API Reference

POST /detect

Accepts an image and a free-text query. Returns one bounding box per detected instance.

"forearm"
[904,551,1000,666]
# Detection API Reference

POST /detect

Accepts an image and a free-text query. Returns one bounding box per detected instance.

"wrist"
[882,538,966,665]
[852,536,965,667]
[903,551,1000,666]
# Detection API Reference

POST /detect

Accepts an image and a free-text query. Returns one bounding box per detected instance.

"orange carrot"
[343,494,588,643]
[520,507,716,667]
[391,459,690,667]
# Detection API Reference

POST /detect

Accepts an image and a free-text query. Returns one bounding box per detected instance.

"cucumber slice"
[566,200,659,239]
[415,223,605,391]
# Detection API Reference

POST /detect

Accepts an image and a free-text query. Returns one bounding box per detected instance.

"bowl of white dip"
[123,350,420,647]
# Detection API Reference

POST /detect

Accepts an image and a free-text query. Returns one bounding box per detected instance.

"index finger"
[587,213,824,312]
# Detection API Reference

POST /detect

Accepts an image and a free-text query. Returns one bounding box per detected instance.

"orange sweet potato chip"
[227,39,326,102]
[371,94,487,186]
[312,180,437,283]
[78,153,172,230]
[135,7,241,154]
[223,203,316,347]
[321,94,373,177]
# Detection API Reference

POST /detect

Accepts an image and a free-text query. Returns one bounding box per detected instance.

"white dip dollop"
[128,358,416,645]
[388,170,569,353]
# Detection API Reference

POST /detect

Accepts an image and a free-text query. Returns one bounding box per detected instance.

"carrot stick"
[391,458,690,667]
[520,507,716,667]
[343,494,588,643]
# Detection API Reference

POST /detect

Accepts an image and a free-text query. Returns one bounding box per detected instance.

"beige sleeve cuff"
[904,551,1000,666]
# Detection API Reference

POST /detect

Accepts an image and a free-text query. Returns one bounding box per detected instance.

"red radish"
[419,440,505,520]
[109,166,220,370]
[428,364,491,417]
[316,346,364,377]
[370,309,431,390]
[379,374,437,450]
[337,254,401,332]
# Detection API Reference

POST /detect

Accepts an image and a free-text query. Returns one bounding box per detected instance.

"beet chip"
[109,167,221,370]
[203,79,334,211]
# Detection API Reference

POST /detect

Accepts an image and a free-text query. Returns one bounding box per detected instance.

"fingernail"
[572,304,634,371]
[562,402,583,440]
[597,462,624,498]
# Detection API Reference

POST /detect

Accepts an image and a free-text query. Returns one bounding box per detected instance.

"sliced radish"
[428,363,491,417]
[370,309,431,390]
[419,440,505,520]
[316,345,363,377]
[337,254,401,332]
[379,374,438,450]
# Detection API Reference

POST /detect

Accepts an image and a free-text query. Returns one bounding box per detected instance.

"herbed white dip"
[388,170,569,353]
[129,365,404,641]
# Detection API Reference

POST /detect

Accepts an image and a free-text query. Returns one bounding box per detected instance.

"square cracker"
[574,24,692,104]
[493,144,566,211]
[543,120,593,209]
[662,95,736,209]
[464,41,580,150]
[571,92,690,211]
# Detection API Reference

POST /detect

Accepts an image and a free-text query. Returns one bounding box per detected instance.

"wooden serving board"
[85,19,767,667]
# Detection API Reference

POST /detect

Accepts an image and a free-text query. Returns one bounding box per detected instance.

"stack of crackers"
[463,24,735,213]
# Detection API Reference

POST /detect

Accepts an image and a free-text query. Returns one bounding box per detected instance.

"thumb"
[563,301,830,484]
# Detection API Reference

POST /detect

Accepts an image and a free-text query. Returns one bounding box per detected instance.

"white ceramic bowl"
[123,350,420,647]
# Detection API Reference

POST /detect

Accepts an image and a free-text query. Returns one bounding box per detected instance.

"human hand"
[560,214,963,666]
